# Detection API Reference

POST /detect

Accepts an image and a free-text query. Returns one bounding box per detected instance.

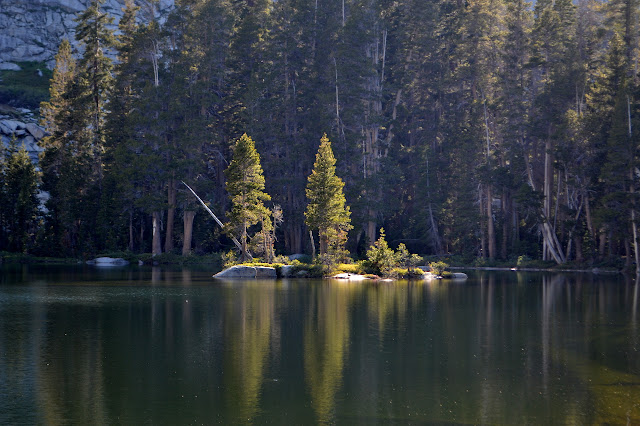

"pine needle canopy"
[225,133,271,233]
[305,134,351,236]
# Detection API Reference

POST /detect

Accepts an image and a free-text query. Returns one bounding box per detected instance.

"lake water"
[0,265,639,424]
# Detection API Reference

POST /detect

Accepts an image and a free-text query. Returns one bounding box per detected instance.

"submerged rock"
[213,265,277,279]
[422,271,468,281]
[331,272,370,281]
[451,272,468,280]
[86,257,129,266]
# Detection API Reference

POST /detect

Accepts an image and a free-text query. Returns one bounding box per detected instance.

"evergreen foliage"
[3,0,640,268]
[225,133,271,261]
[305,134,352,258]
[0,139,40,252]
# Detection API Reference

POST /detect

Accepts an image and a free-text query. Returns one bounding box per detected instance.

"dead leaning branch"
[181,181,252,260]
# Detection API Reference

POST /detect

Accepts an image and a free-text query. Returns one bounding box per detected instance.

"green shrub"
[365,229,399,276]
[222,250,238,268]
[336,263,362,274]
[429,261,449,276]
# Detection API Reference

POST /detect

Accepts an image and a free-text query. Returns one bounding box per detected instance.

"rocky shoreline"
[212,264,469,281]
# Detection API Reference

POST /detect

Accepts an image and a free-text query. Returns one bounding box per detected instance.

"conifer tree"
[3,140,40,253]
[38,1,116,255]
[40,39,76,138]
[101,0,141,252]
[305,134,352,256]
[74,0,116,155]
[225,134,271,261]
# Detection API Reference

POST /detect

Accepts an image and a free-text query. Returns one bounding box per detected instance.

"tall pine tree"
[305,134,352,257]
[225,134,271,261]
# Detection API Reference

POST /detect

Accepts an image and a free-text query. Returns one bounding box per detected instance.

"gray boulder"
[0,62,20,71]
[280,265,295,278]
[1,120,20,132]
[451,272,468,280]
[213,265,277,279]
[288,253,307,261]
[25,122,46,140]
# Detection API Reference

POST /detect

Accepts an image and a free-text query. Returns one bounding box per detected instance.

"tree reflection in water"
[0,267,639,424]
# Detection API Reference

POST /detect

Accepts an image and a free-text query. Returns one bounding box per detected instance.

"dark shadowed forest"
[1,0,640,270]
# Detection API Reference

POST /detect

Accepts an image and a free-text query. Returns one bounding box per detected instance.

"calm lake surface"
[0,265,639,424]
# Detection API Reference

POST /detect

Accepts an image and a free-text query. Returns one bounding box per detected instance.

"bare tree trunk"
[140,216,145,252]
[525,140,565,264]
[366,211,376,247]
[479,185,486,258]
[310,230,316,259]
[361,30,386,247]
[482,97,494,259]
[632,201,639,274]
[501,190,508,259]
[575,236,583,263]
[628,96,639,273]
[152,211,162,256]
[584,190,595,239]
[487,185,495,259]
[241,220,248,262]
[129,211,134,252]
[165,178,176,253]
[599,228,606,257]
[544,138,553,261]
[182,210,195,256]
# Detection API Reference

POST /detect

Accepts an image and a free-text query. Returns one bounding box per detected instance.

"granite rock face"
[0,0,174,68]
[0,112,46,163]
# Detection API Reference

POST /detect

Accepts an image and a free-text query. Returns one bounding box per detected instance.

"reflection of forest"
[0,269,639,424]
[304,282,358,423]
[222,282,276,423]
[34,298,108,425]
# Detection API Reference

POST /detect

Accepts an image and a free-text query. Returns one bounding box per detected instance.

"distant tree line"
[2,0,640,270]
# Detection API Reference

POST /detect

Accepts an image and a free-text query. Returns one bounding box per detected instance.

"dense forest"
[1,0,640,269]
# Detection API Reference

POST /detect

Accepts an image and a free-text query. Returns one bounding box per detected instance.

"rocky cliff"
[0,0,173,69]
[0,107,46,162]
[0,0,173,158]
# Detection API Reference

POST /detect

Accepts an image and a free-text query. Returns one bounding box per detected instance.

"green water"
[0,265,639,424]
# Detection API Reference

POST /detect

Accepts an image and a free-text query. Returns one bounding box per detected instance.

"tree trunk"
[525,142,565,264]
[487,185,495,260]
[630,170,639,274]
[543,138,553,261]
[140,216,145,252]
[366,213,376,247]
[319,230,328,255]
[310,230,316,258]
[575,236,583,263]
[152,211,162,256]
[165,178,176,253]
[479,185,486,258]
[182,210,195,256]
[241,220,248,262]
[599,228,606,257]
[129,210,134,252]
[501,191,508,260]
